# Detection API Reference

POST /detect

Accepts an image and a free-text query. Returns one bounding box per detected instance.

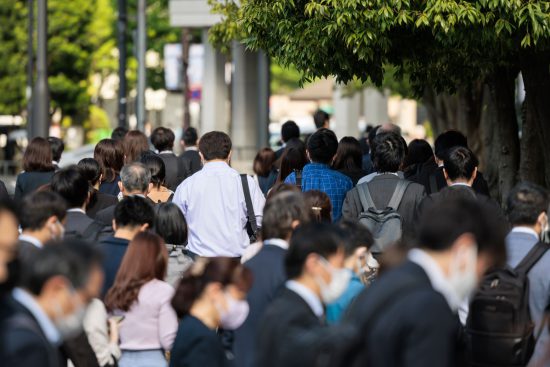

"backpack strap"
[429,173,438,194]
[387,180,411,210]
[240,174,258,236]
[515,241,550,275]
[294,169,302,190]
[357,184,377,211]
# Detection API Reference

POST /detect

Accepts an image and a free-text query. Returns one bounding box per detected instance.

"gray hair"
[120,162,151,193]
[262,192,311,240]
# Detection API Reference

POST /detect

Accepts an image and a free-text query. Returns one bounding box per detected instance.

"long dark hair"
[332,136,363,171]
[140,152,166,189]
[304,190,332,223]
[105,232,167,312]
[276,145,308,184]
[124,130,149,164]
[23,137,54,172]
[94,139,124,183]
[253,148,276,177]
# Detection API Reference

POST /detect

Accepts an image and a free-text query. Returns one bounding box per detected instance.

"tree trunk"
[480,85,501,200]
[520,93,545,185]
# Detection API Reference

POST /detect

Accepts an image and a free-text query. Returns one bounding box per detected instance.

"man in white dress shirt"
[173,131,265,257]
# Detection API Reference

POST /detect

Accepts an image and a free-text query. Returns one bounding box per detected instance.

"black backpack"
[466,241,550,366]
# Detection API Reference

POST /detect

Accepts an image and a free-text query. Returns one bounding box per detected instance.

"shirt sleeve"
[247,176,266,227]
[83,299,121,366]
[158,286,179,351]
[172,181,189,215]
[284,172,296,184]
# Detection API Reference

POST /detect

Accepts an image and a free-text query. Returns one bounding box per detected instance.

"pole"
[181,28,191,130]
[117,0,127,128]
[136,0,146,131]
[31,0,49,139]
[26,0,34,136]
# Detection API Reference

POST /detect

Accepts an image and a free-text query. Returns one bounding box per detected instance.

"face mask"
[217,292,249,330]
[53,286,86,340]
[448,244,478,306]
[316,257,351,304]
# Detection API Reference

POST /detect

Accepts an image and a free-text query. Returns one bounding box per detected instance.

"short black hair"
[262,191,311,240]
[111,126,128,141]
[154,203,188,246]
[51,166,90,208]
[19,191,67,230]
[371,132,405,173]
[140,152,166,188]
[506,182,549,226]
[306,128,338,164]
[182,127,198,146]
[313,109,330,129]
[434,130,468,160]
[336,220,374,257]
[444,146,478,181]
[404,139,433,167]
[417,197,507,265]
[20,240,102,296]
[151,127,175,152]
[199,131,232,161]
[77,158,101,186]
[114,196,155,229]
[281,121,300,142]
[285,223,343,279]
[47,137,64,162]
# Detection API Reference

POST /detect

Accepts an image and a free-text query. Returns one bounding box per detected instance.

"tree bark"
[480,85,501,200]
[520,92,545,185]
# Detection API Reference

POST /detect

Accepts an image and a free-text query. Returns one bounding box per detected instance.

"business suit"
[341,174,426,239]
[86,190,118,219]
[64,210,113,244]
[17,239,41,266]
[100,236,130,296]
[178,149,202,181]
[415,159,490,196]
[95,196,156,226]
[343,261,464,367]
[0,179,9,201]
[14,171,55,201]
[233,244,287,367]
[159,152,182,191]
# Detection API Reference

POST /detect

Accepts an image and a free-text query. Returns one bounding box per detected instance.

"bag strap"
[387,180,411,210]
[429,173,438,194]
[240,174,258,235]
[515,241,550,274]
[294,169,302,190]
[82,220,107,242]
[357,184,376,211]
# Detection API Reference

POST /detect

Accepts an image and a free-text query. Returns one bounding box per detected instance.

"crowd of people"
[0,114,549,367]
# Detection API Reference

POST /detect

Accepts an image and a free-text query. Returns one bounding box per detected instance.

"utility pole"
[117,0,127,128]
[181,28,191,130]
[26,0,34,135]
[136,0,146,131]
[31,0,49,138]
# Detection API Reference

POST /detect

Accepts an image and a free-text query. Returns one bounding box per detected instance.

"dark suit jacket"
[234,245,287,367]
[95,196,156,226]
[64,211,113,243]
[343,261,464,367]
[86,190,118,219]
[14,171,55,201]
[17,240,41,267]
[98,176,121,197]
[178,149,202,182]
[159,152,182,191]
[100,236,130,296]
[0,179,9,201]
[341,174,426,239]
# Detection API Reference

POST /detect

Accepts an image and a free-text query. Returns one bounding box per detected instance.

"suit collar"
[286,280,324,318]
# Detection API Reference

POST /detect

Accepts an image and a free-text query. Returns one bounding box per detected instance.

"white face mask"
[316,257,351,304]
[49,220,65,241]
[217,292,250,330]
[448,244,479,304]
[53,287,85,340]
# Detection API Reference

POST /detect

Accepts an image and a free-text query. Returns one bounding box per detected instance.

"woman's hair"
[123,130,150,164]
[154,203,188,246]
[266,183,301,201]
[105,232,168,312]
[171,258,253,318]
[23,137,54,172]
[403,139,433,169]
[253,148,276,177]
[139,152,166,188]
[303,190,332,223]
[94,139,124,183]
[77,158,101,186]
[332,136,363,171]
[276,144,308,184]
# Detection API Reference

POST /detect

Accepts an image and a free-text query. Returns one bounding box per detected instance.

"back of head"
[111,127,129,142]
[198,131,232,161]
[313,109,330,129]
[404,139,433,167]
[332,136,363,171]
[434,130,468,160]
[286,222,343,279]
[266,183,301,201]
[120,162,151,193]
[20,191,68,230]
[377,123,402,136]
[24,137,54,172]
[336,220,374,257]
[262,191,311,240]
[417,197,507,265]
[151,127,175,152]
[277,144,308,183]
[303,190,332,223]
[114,196,155,229]
[123,130,150,163]
[253,148,276,177]
[47,137,64,162]
[443,146,478,181]
[306,128,338,164]
[139,152,166,188]
[506,181,549,227]
[182,127,198,147]
[51,166,89,208]
[281,120,300,142]
[94,139,124,183]
[371,132,405,173]
[154,202,188,246]
[77,158,101,186]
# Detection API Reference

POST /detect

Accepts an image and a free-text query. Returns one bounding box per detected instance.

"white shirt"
[286,280,324,317]
[173,161,265,257]
[18,234,43,249]
[408,248,461,311]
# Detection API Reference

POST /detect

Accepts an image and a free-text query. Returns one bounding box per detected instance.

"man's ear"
[147,183,153,194]
[199,152,205,164]
[227,150,233,163]
[306,150,312,162]
[112,219,117,232]
[443,168,450,182]
[140,223,149,232]
[118,181,124,194]
[45,216,57,228]
[471,167,478,182]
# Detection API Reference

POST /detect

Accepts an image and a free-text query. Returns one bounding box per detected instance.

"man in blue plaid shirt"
[285,129,353,221]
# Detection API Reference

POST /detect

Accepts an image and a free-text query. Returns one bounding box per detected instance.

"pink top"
[118,279,178,351]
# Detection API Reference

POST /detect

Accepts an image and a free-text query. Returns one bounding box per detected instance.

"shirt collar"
[67,208,86,214]
[19,234,43,249]
[12,288,62,345]
[511,226,539,240]
[203,161,229,170]
[263,238,289,250]
[286,280,324,317]
[159,150,174,155]
[52,161,59,166]
[450,182,471,187]
[307,162,330,169]
[185,146,198,151]
[408,248,461,311]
